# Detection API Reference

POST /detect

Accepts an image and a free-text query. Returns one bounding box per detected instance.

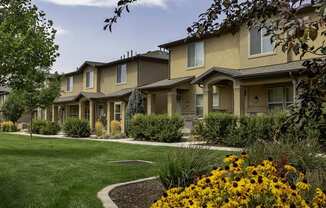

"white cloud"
[39,0,170,8]
[54,25,68,36]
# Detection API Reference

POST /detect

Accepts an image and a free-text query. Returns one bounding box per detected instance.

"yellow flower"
[284,164,296,172]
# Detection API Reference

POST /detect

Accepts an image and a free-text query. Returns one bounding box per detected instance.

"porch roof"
[102,88,134,98]
[191,61,305,84]
[54,92,106,104]
[140,76,194,90]
[54,95,77,104]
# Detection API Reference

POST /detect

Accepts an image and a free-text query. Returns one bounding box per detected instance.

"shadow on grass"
[0,148,105,159]
[0,176,27,208]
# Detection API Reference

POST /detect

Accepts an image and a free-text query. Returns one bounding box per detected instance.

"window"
[268,87,293,112]
[69,105,79,118]
[187,42,204,68]
[66,76,73,92]
[117,64,127,84]
[249,27,273,56]
[114,103,122,121]
[196,94,203,117]
[86,70,94,88]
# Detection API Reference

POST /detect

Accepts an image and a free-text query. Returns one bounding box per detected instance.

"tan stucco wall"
[168,11,324,80]
[99,62,138,94]
[138,61,169,86]
[169,33,241,79]
[60,73,83,96]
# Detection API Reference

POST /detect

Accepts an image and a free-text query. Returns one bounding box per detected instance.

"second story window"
[117,64,127,84]
[187,42,204,68]
[86,70,94,89]
[249,27,273,56]
[66,76,73,92]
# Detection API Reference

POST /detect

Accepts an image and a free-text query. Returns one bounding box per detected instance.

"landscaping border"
[97,176,158,208]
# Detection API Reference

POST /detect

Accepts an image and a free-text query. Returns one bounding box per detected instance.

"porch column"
[37,108,42,120]
[167,89,177,116]
[120,101,126,134]
[147,93,156,115]
[89,100,94,130]
[106,101,113,135]
[233,81,244,116]
[52,105,55,122]
[203,85,213,116]
[292,79,297,102]
[79,101,83,120]
[44,108,48,121]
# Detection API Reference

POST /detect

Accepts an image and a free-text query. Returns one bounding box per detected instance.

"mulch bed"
[109,179,165,208]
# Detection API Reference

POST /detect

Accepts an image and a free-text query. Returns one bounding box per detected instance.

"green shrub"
[193,113,287,147]
[226,115,283,147]
[63,118,91,138]
[1,121,17,132]
[129,114,184,143]
[159,147,217,189]
[31,120,60,135]
[40,122,61,135]
[31,120,47,134]
[192,112,237,143]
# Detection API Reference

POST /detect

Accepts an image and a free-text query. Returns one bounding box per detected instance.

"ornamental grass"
[152,153,326,208]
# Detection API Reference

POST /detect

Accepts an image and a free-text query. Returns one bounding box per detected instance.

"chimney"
[131,50,133,57]
[127,51,130,58]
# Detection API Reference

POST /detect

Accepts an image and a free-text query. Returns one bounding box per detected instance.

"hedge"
[63,118,91,138]
[31,120,61,135]
[192,112,286,147]
[129,114,184,143]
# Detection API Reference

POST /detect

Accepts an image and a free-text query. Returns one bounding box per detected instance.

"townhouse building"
[140,7,324,129]
[47,50,169,133]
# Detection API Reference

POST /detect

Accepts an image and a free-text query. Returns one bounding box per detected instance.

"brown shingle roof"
[54,92,106,103]
[54,95,77,103]
[191,61,305,84]
[102,88,134,98]
[140,76,194,90]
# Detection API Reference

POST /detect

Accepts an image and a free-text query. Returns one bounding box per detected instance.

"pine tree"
[126,89,145,134]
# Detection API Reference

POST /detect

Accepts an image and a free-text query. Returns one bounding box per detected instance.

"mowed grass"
[0,133,229,208]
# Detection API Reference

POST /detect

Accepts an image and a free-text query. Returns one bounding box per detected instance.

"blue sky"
[33,0,212,74]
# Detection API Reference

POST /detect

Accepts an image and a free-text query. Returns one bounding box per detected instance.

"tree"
[1,90,25,124]
[20,73,61,139]
[0,0,59,90]
[105,0,326,140]
[126,89,145,134]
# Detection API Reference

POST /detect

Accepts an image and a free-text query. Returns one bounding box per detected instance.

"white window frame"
[267,86,293,112]
[86,70,94,89]
[248,27,274,58]
[116,64,127,85]
[66,76,73,92]
[187,41,205,69]
[114,103,122,121]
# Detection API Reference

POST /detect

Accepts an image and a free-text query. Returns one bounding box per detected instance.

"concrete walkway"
[10,132,242,152]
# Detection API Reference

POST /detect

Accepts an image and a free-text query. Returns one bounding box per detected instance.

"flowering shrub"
[152,153,326,208]
[1,121,17,132]
[110,120,121,136]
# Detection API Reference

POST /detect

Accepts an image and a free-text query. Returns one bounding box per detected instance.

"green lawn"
[0,133,229,208]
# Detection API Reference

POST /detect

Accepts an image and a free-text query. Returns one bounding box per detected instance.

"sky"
[33,0,212,74]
